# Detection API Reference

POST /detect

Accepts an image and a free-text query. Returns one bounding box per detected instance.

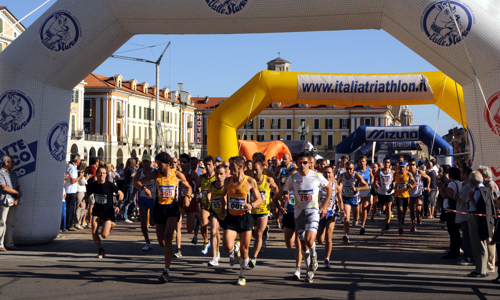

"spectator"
[65,153,84,231]
[424,161,438,219]
[106,163,120,184]
[443,167,462,259]
[121,158,137,223]
[477,166,498,273]
[76,161,92,229]
[0,155,22,251]
[468,171,496,277]
[116,163,125,191]
[454,167,473,266]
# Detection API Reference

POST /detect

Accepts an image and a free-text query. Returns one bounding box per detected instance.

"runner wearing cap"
[215,157,222,166]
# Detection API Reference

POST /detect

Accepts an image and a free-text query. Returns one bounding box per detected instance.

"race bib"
[180,187,188,197]
[289,194,295,205]
[320,196,333,209]
[382,178,390,184]
[396,183,407,190]
[95,194,107,205]
[159,185,175,198]
[229,197,245,210]
[253,191,266,202]
[202,189,209,198]
[212,197,221,210]
[343,187,354,195]
[298,189,314,202]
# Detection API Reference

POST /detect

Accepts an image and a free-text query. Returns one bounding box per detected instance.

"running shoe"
[311,254,318,271]
[158,270,169,283]
[173,250,182,258]
[142,242,152,251]
[305,270,314,283]
[417,215,422,225]
[229,253,236,266]
[324,258,331,269]
[353,220,359,227]
[234,242,241,261]
[343,235,350,245]
[263,225,269,242]
[201,242,211,255]
[368,206,372,214]
[398,227,404,235]
[360,227,366,235]
[237,277,246,286]
[249,257,257,269]
[293,268,301,280]
[217,250,221,260]
[124,219,133,224]
[97,248,105,259]
[208,257,219,266]
[384,224,390,231]
[410,225,417,232]
[191,235,198,245]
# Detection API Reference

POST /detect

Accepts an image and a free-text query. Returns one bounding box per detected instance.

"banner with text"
[195,112,204,145]
[297,74,434,101]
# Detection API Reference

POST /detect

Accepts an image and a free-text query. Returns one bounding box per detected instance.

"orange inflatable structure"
[238,140,292,162]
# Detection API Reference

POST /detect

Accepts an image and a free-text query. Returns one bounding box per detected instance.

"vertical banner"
[195,111,203,145]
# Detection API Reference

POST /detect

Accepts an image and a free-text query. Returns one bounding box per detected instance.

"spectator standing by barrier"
[65,154,84,231]
[76,162,92,229]
[454,167,473,266]
[0,155,22,251]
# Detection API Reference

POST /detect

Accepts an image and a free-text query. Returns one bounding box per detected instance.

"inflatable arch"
[0,0,497,244]
[355,141,423,162]
[336,125,453,165]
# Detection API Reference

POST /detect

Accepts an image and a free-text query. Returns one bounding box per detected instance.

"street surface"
[1,215,499,299]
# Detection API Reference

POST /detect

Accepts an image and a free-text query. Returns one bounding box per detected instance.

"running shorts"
[224,213,253,233]
[343,196,359,207]
[251,213,268,220]
[319,210,335,226]
[377,194,393,204]
[409,196,421,201]
[92,206,115,222]
[359,190,371,198]
[282,213,295,229]
[153,202,180,225]
[138,196,155,209]
[295,209,320,241]
[396,197,409,210]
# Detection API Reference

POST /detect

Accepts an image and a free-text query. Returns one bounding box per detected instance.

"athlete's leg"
[239,230,253,278]
[303,229,316,249]
[100,220,113,239]
[361,197,370,227]
[163,217,178,269]
[344,204,352,235]
[139,205,151,243]
[223,229,237,253]
[371,195,378,220]
[284,227,295,248]
[325,219,336,260]
[186,212,196,233]
[200,209,210,244]
[156,223,166,247]
[397,199,404,228]
[210,217,220,258]
[351,205,359,225]
[316,225,326,244]
[416,198,423,219]
[385,202,392,225]
[176,209,184,251]
[294,229,302,268]
[409,199,416,225]
[91,216,102,249]
[252,216,268,259]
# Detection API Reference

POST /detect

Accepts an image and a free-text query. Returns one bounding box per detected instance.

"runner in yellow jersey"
[219,156,262,286]
[206,164,227,266]
[392,161,415,235]
[249,161,279,269]
[135,152,192,283]
[199,156,216,255]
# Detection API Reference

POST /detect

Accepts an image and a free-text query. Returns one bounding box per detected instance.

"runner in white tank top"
[372,157,395,231]
[408,158,431,232]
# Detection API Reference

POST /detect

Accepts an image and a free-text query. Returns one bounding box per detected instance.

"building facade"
[0,6,25,52]
[67,73,199,166]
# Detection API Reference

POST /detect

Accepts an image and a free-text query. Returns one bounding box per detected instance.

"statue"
[401,105,413,126]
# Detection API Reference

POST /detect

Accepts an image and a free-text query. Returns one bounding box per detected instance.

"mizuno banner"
[297,74,433,101]
[365,126,419,142]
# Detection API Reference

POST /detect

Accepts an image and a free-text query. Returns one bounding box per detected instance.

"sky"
[4,0,491,136]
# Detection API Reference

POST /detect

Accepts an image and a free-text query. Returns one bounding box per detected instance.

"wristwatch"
[251,202,255,208]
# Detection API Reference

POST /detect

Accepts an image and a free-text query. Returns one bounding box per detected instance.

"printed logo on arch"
[46,121,69,162]
[205,0,248,15]
[40,10,81,52]
[0,90,35,133]
[484,91,500,137]
[421,0,475,47]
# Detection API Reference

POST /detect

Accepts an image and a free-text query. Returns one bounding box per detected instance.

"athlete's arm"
[372,170,380,189]
[218,178,230,219]
[267,176,279,192]
[338,173,344,193]
[266,169,278,184]
[192,172,201,195]
[176,171,192,207]
[320,181,333,219]
[132,168,142,184]
[407,172,416,189]
[354,173,369,191]
[136,170,159,197]
[335,183,343,212]
[273,186,287,214]
[245,177,263,212]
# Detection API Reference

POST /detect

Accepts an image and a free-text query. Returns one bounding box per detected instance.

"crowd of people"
[2,151,500,286]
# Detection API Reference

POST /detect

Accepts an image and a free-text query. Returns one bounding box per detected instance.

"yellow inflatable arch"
[208,71,465,160]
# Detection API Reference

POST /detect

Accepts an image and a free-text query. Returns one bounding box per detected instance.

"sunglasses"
[297,160,309,165]
[345,168,353,170]
[409,164,416,166]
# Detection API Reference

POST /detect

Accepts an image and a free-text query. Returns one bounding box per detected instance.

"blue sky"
[4,0,472,136]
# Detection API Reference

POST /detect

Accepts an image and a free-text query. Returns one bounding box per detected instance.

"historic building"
[0,6,25,52]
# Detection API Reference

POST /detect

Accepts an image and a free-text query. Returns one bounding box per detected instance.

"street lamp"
[297,121,309,141]
[171,85,189,156]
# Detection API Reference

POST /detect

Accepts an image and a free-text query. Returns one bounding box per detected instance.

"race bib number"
[343,187,354,195]
[289,194,295,205]
[95,194,107,205]
[298,189,314,202]
[181,187,188,197]
[229,197,245,210]
[159,185,175,198]
[212,197,221,210]
[396,183,407,190]
[202,189,209,198]
[320,196,333,209]
[382,178,390,184]
[253,191,266,202]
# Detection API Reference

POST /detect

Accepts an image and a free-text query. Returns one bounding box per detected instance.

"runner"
[338,161,368,244]
[218,156,263,286]
[408,158,430,232]
[317,165,341,269]
[275,153,294,229]
[206,164,227,266]
[370,163,380,222]
[274,168,302,280]
[392,161,416,234]
[174,154,201,258]
[274,151,333,283]
[336,155,349,180]
[356,155,373,235]
[86,165,124,258]
[132,154,156,251]
[249,161,279,269]
[317,159,328,174]
[135,152,192,283]
[372,157,395,231]
[199,156,217,255]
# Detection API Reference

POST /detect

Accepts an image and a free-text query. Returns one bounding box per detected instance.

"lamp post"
[171,84,189,156]
[297,121,309,141]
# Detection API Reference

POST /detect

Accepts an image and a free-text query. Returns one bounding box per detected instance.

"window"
[364,118,371,126]
[257,135,265,142]
[84,99,91,117]
[286,119,292,129]
[271,119,281,129]
[312,135,322,146]
[325,119,333,129]
[84,121,91,134]
[117,102,121,114]
[250,135,254,140]
[144,108,148,120]
[276,135,281,140]
[342,134,348,141]
[133,105,136,118]
[286,134,292,140]
[327,135,333,146]
[139,106,142,119]
[340,118,349,129]
[71,90,79,103]
[138,126,141,139]
[260,119,265,129]
[152,109,155,121]
[300,135,305,141]
[270,134,274,140]
[0,19,3,34]
[71,115,76,133]
[299,118,306,127]
[314,119,320,129]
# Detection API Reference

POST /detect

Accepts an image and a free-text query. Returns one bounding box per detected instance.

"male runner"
[336,155,349,180]
[370,163,381,221]
[338,161,368,244]
[372,157,395,231]
[136,152,192,283]
[408,158,430,232]
[317,159,328,174]
[356,155,373,235]
[132,154,156,251]
[275,168,303,280]
[317,165,341,268]
[206,164,227,266]
[249,161,279,269]
[274,152,333,283]
[174,153,200,258]
[218,156,262,286]
[393,161,415,234]
[276,153,294,187]
[86,165,124,258]
[199,156,217,255]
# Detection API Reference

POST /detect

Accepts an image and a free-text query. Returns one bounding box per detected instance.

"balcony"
[187,121,193,129]
[86,134,96,141]
[145,139,152,146]
[96,134,104,142]
[118,136,128,144]
[133,138,142,145]
[183,142,189,149]
[117,110,125,118]
[325,145,335,150]
[189,143,196,149]
[71,130,84,140]
[84,108,92,117]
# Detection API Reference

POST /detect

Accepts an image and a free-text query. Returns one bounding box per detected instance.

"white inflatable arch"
[0,0,497,244]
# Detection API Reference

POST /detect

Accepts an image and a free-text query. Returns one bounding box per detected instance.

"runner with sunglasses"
[372,157,395,231]
[338,161,369,245]
[407,158,430,232]
[274,152,332,283]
